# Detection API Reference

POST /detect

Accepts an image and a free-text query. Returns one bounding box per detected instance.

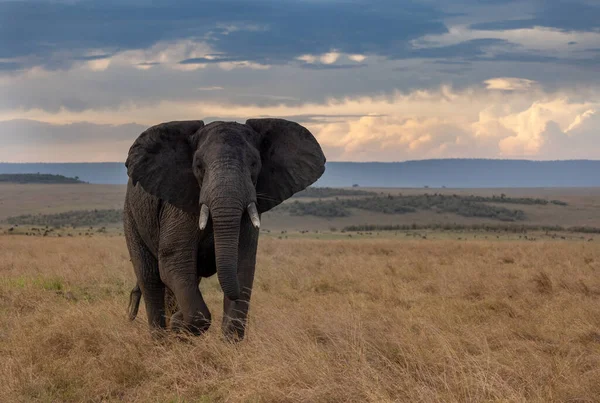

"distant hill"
[0,173,86,184]
[1,159,599,188]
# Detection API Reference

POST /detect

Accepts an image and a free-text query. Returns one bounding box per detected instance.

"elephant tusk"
[198,204,210,230]
[247,202,260,229]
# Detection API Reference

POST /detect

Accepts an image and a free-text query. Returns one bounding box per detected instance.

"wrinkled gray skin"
[124,118,325,340]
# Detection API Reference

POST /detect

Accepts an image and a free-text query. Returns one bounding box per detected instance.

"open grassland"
[1,236,599,402]
[0,184,125,220]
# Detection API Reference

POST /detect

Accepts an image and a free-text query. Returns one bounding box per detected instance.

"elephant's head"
[125,118,326,300]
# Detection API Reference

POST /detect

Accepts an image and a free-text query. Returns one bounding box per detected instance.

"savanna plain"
[1,183,600,402]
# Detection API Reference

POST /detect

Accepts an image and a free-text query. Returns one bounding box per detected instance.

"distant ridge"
[0,173,86,184]
[1,159,599,188]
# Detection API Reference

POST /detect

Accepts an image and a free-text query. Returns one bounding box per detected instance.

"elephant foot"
[148,326,169,342]
[222,316,247,343]
[170,310,211,336]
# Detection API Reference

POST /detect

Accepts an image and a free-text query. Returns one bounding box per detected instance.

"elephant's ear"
[125,120,205,214]
[246,118,326,213]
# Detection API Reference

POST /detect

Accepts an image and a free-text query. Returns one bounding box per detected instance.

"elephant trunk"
[211,203,242,301]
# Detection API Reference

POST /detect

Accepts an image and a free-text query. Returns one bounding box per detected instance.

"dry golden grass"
[1,235,600,402]
[0,183,125,220]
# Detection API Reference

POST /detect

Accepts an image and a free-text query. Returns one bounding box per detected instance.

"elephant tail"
[128,284,142,321]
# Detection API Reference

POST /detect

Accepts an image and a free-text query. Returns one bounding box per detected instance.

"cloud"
[470,1,600,32]
[2,82,598,162]
[197,86,224,91]
[348,54,367,62]
[1,1,597,115]
[566,109,595,132]
[217,61,271,71]
[296,51,367,67]
[539,110,600,159]
[117,40,214,69]
[492,98,599,157]
[86,58,111,72]
[1,0,599,165]
[413,24,600,62]
[484,77,537,91]
[320,52,340,65]
[298,63,368,70]
[297,55,318,64]
[0,0,447,71]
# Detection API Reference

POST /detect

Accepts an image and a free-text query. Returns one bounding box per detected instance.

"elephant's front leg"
[222,219,259,341]
[159,219,211,335]
[160,252,212,335]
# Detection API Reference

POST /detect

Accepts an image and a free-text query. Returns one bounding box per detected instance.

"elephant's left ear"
[246,118,326,213]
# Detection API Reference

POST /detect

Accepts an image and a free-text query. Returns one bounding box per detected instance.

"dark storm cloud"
[1,0,598,75]
[470,1,600,31]
[1,0,599,118]
[0,0,447,71]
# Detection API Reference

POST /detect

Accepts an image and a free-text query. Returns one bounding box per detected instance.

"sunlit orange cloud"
[1,82,599,162]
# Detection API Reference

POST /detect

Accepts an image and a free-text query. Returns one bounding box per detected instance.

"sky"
[1,0,599,162]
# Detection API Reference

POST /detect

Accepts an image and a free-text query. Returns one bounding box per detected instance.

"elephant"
[123,118,326,340]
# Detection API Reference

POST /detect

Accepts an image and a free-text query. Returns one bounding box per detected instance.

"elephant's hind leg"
[124,210,166,333]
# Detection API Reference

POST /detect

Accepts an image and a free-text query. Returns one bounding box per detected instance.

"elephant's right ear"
[125,120,204,214]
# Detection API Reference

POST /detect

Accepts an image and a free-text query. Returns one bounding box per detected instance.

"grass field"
[1,184,600,401]
[0,183,125,220]
[1,235,599,402]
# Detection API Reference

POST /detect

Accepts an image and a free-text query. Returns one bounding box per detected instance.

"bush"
[292,187,377,198]
[343,223,600,234]
[280,194,529,221]
[285,201,350,217]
